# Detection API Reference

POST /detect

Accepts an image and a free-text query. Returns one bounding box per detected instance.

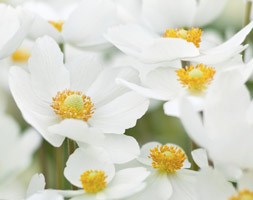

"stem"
[242,1,252,61]
[55,146,64,189]
[39,140,48,184]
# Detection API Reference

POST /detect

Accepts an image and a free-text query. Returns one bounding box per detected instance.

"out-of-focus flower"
[117,57,253,117]
[9,36,149,147]
[0,113,41,200]
[180,70,253,178]
[195,168,253,200]
[23,0,138,50]
[105,21,253,64]
[25,174,63,200]
[63,147,149,200]
[125,142,197,200]
[141,0,228,33]
[49,119,140,164]
[0,4,33,59]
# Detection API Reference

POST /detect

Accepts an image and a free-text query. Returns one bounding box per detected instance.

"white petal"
[9,66,65,147]
[195,168,235,200]
[63,0,118,48]
[104,167,150,199]
[27,190,64,200]
[26,174,45,197]
[179,98,208,148]
[169,169,197,200]
[89,91,149,134]
[142,0,197,32]
[137,142,161,166]
[48,119,105,145]
[194,0,228,26]
[191,148,209,169]
[127,172,173,200]
[64,147,115,188]
[238,171,253,191]
[0,5,33,59]
[117,79,170,101]
[141,38,199,64]
[87,67,139,107]
[214,163,243,182]
[67,55,104,93]
[164,96,204,117]
[105,24,156,59]
[98,134,140,164]
[28,36,69,102]
[28,15,63,43]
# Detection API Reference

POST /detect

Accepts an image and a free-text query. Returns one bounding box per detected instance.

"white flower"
[180,70,253,175]
[63,147,149,200]
[125,142,197,200]
[49,119,140,164]
[105,21,253,64]
[196,168,253,200]
[0,4,33,59]
[9,36,149,147]
[25,174,63,200]
[117,57,253,117]
[142,0,228,33]
[23,0,131,49]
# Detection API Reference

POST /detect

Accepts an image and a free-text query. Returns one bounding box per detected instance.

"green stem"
[243,1,252,61]
[55,146,64,189]
[39,140,48,185]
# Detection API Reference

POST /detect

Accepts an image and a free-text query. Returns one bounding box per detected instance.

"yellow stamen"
[51,89,94,121]
[176,64,215,94]
[229,190,253,200]
[149,145,186,173]
[80,170,107,193]
[11,48,30,63]
[48,20,64,32]
[163,28,202,48]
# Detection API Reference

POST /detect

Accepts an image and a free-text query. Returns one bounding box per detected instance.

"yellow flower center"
[163,28,202,48]
[80,170,107,193]
[48,20,64,32]
[176,64,215,94]
[11,48,30,63]
[51,89,95,121]
[149,145,186,173]
[229,190,253,200]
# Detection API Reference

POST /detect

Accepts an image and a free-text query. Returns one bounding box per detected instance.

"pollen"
[163,28,202,48]
[51,89,94,121]
[48,20,64,32]
[229,190,253,200]
[149,145,186,173]
[80,170,107,193]
[176,64,215,94]
[11,48,30,63]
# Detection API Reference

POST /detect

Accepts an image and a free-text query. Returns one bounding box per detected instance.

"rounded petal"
[238,171,253,191]
[0,5,33,59]
[28,36,69,102]
[142,0,197,32]
[64,147,115,188]
[138,141,161,166]
[27,191,64,200]
[26,174,45,197]
[98,134,140,164]
[191,148,209,169]
[103,167,150,199]
[89,91,149,134]
[128,172,173,200]
[63,0,118,49]
[9,66,64,147]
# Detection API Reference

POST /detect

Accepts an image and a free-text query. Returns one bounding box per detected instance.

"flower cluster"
[0,0,253,200]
